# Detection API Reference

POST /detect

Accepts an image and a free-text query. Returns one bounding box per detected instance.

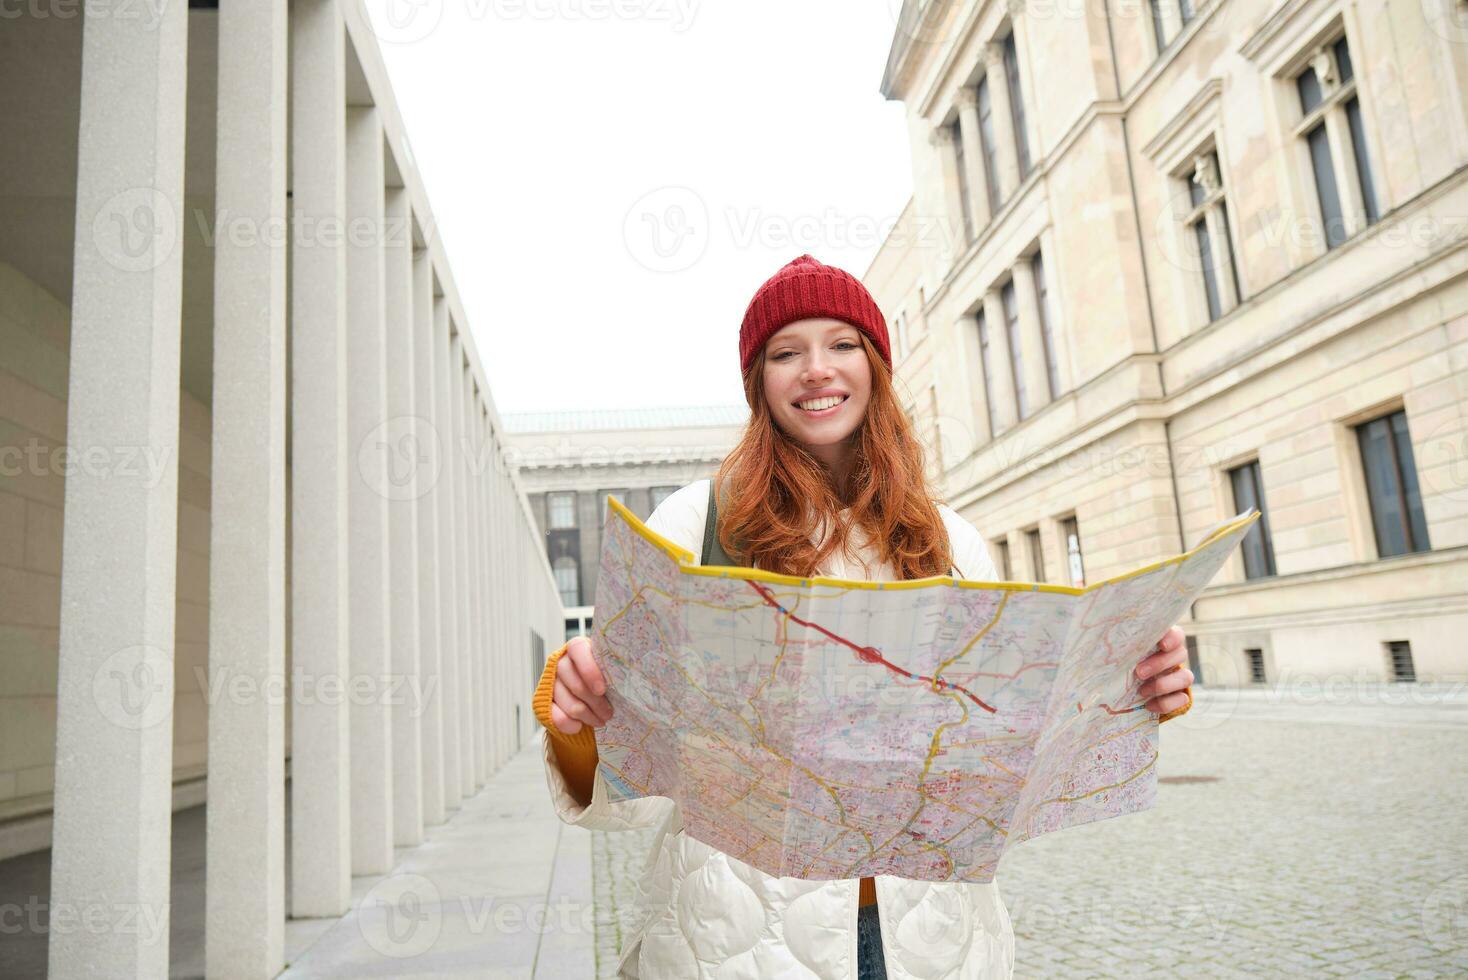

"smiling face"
[760,318,873,468]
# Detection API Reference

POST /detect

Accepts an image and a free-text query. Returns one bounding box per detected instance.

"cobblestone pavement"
[582,689,1468,978]
[589,823,660,978]
[995,689,1468,978]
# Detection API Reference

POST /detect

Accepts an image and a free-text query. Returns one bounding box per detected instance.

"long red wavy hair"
[711,333,952,579]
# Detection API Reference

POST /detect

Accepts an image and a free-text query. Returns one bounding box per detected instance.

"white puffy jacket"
[541,479,1016,979]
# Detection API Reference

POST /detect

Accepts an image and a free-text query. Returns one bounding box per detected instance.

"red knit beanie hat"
[738,254,891,374]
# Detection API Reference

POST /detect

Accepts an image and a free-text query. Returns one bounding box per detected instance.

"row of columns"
[933,37,1030,248]
[956,253,1061,443]
[47,4,552,978]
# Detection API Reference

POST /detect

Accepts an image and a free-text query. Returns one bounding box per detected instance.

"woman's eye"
[835,341,857,350]
[773,350,796,360]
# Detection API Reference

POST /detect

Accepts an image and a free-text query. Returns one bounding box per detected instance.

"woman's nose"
[803,353,834,381]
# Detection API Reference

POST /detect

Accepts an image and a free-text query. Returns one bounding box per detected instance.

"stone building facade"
[505,406,747,640]
[871,0,1468,685]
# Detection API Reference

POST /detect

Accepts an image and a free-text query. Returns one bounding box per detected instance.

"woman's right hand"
[549,635,613,735]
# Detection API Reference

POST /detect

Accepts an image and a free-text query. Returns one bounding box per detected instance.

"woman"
[532,254,1194,979]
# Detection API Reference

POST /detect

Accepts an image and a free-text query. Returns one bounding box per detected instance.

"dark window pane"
[976,311,999,432]
[1188,170,1206,208]
[1062,516,1085,587]
[952,119,974,242]
[996,539,1012,579]
[1306,123,1347,248]
[1229,461,1277,578]
[1001,280,1028,419]
[1149,0,1166,49]
[1027,528,1046,582]
[1345,97,1380,224]
[1178,0,1195,22]
[1297,67,1324,115]
[1390,410,1431,552]
[1003,35,1032,177]
[1358,410,1430,557]
[1333,36,1353,83]
[1031,252,1060,399]
[1217,199,1240,302]
[976,80,1001,211]
[1194,218,1222,321]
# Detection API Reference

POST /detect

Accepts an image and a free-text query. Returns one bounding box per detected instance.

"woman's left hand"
[1135,625,1192,716]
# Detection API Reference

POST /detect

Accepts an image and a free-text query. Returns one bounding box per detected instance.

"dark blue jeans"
[856,903,888,980]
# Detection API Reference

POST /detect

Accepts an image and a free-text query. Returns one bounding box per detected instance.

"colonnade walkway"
[0,739,600,979]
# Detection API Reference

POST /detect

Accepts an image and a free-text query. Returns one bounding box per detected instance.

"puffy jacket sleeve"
[533,642,675,832]
[941,504,1192,724]
[532,480,710,832]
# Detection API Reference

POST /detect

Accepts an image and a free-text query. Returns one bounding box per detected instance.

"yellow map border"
[605,495,1260,597]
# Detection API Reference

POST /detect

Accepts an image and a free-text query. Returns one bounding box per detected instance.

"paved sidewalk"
[280,739,597,979]
[994,688,1468,978]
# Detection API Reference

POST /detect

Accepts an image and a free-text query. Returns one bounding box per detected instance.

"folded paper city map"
[589,497,1259,884]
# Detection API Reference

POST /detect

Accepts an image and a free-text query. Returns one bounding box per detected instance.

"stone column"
[205,2,288,976]
[983,41,1020,202]
[289,0,351,918]
[384,189,424,847]
[927,126,969,255]
[981,290,1019,433]
[1009,257,1055,409]
[461,375,485,788]
[413,250,445,826]
[345,104,394,875]
[469,399,493,780]
[450,338,477,791]
[489,418,508,767]
[435,301,462,808]
[47,8,187,978]
[954,87,992,230]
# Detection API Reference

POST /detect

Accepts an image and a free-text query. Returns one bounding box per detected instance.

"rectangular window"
[1148,0,1166,50]
[995,538,1012,580]
[1002,33,1032,178]
[895,312,908,361]
[1025,527,1046,582]
[553,556,580,607]
[1000,279,1028,420]
[1178,0,1195,23]
[1184,152,1241,322]
[1356,409,1430,558]
[650,485,679,511]
[1245,648,1266,683]
[1227,460,1277,578]
[1385,640,1415,682]
[1294,35,1377,251]
[952,118,974,243]
[1030,251,1060,399]
[976,78,1001,212]
[1344,96,1379,223]
[547,491,576,530]
[1060,516,1085,587]
[976,309,999,434]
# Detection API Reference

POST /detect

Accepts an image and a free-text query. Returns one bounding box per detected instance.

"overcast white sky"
[365,0,914,415]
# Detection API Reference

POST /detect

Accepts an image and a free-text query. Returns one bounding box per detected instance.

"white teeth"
[797,395,845,412]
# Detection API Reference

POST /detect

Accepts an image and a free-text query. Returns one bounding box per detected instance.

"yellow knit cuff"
[532,640,599,753]
[1159,686,1193,724]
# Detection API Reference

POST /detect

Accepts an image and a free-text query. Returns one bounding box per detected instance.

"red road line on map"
[746,580,997,714]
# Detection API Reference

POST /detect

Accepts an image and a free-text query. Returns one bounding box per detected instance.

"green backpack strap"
[701,478,737,567]
[702,477,960,577]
